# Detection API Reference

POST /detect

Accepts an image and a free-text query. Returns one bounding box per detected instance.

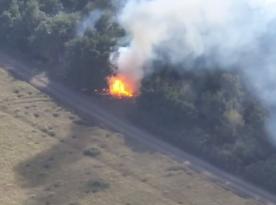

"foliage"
[83,147,101,157]
[0,0,122,88]
[64,17,122,89]
[86,179,110,193]
[135,69,275,192]
[29,12,79,63]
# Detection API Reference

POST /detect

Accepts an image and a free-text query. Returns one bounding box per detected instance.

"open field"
[0,67,261,205]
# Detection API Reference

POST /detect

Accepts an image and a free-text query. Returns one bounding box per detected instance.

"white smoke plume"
[112,0,276,141]
[77,9,103,36]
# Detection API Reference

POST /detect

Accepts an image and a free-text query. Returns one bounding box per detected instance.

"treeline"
[0,0,123,89]
[1,0,276,195]
[134,69,276,192]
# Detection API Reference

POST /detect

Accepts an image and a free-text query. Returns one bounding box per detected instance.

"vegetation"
[135,70,275,192]
[1,0,276,195]
[0,0,122,89]
[83,147,101,157]
[86,179,110,193]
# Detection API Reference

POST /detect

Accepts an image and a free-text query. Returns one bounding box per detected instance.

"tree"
[245,155,276,192]
[29,12,79,63]
[0,0,22,45]
[65,31,115,89]
[38,0,63,15]
[64,13,122,90]
[60,0,89,11]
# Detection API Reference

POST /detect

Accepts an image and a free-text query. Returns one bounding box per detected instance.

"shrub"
[83,147,101,157]
[86,179,110,193]
[53,113,60,118]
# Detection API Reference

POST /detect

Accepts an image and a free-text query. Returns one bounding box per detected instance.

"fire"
[107,75,135,98]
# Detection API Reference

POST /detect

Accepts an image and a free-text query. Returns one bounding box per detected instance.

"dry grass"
[0,68,261,205]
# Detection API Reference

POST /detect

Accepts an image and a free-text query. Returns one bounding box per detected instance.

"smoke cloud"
[111,0,276,141]
[114,0,276,76]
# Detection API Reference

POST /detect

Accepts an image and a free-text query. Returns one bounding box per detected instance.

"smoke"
[111,0,276,141]
[77,9,103,36]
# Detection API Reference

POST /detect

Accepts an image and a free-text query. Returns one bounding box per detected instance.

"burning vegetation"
[107,75,136,99]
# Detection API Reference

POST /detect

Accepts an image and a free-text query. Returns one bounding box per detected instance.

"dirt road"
[0,51,275,205]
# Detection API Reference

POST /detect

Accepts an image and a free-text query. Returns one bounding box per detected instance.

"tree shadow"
[14,99,155,205]
[14,117,101,205]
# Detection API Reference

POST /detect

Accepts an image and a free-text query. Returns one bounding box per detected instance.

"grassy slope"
[0,68,259,205]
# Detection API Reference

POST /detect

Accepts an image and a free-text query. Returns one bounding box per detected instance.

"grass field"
[0,68,261,205]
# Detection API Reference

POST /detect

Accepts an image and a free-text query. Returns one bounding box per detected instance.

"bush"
[53,113,60,118]
[86,179,110,193]
[83,147,101,157]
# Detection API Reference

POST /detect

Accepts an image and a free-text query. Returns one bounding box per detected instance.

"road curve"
[0,51,275,205]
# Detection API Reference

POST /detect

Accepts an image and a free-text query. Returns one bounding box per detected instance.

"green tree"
[65,31,115,89]
[60,0,90,11]
[0,0,22,45]
[29,12,79,63]
[38,0,63,15]
[245,155,276,192]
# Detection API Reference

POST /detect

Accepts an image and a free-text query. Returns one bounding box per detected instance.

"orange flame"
[107,75,135,98]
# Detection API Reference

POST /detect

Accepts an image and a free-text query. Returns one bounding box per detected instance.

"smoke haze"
[77,10,103,36]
